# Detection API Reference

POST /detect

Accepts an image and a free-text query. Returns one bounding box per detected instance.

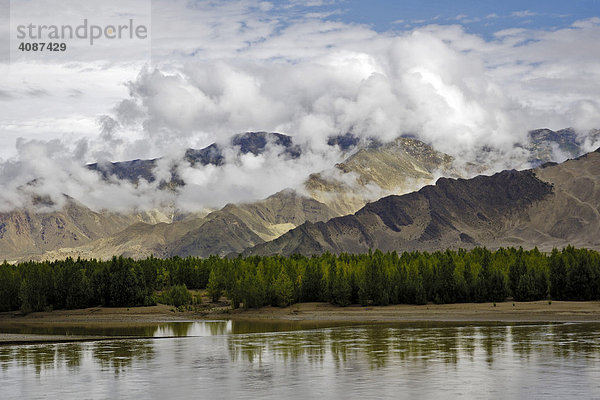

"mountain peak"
[89,131,301,183]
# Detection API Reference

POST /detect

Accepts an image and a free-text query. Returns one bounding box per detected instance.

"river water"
[2,321,600,399]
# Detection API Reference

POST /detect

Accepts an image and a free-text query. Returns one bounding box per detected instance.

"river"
[2,321,600,399]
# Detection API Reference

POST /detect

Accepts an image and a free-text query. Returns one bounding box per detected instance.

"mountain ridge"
[243,147,600,256]
[3,129,599,262]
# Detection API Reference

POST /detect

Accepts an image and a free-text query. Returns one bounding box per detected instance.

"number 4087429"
[18,42,67,51]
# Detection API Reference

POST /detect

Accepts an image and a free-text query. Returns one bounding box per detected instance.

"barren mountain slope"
[167,190,337,257]
[0,199,172,261]
[245,148,600,256]
[35,190,337,260]
[29,137,454,260]
[510,149,600,249]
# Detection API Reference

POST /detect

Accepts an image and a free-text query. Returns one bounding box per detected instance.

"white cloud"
[512,10,538,18]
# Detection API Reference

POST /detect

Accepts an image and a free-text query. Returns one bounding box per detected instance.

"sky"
[309,0,600,35]
[0,0,599,212]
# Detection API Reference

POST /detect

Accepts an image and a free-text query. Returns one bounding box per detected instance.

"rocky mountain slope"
[34,190,337,260]
[305,137,462,215]
[0,199,172,262]
[245,147,600,256]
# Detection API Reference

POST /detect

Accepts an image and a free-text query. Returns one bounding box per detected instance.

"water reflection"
[1,322,600,399]
[225,323,600,370]
[0,320,232,338]
[57,343,82,369]
[0,343,83,374]
[1,322,599,374]
[0,323,161,337]
[92,340,154,374]
[15,344,58,374]
[479,326,508,365]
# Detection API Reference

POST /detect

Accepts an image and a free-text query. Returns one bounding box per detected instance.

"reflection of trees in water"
[510,325,541,359]
[458,326,477,362]
[0,346,14,371]
[363,327,392,368]
[228,325,474,369]
[226,324,600,370]
[92,340,154,375]
[8,343,82,374]
[15,345,56,374]
[329,329,351,368]
[228,333,264,364]
[4,339,155,375]
[549,324,600,361]
[234,340,264,364]
[479,326,508,366]
[330,326,467,369]
[394,327,461,366]
[297,330,327,364]
[1,324,161,337]
[138,321,230,337]
[384,325,478,368]
[56,343,83,369]
[155,322,193,337]
[230,321,311,335]
[228,330,328,364]
[207,322,228,336]
[2,339,155,375]
[510,323,600,362]
[3,322,600,374]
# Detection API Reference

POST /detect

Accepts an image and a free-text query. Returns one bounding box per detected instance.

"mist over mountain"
[83,127,597,202]
[86,132,321,185]
[2,129,599,262]
[522,128,600,166]
[14,134,451,261]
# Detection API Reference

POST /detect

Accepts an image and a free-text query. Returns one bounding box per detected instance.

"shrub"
[160,284,192,307]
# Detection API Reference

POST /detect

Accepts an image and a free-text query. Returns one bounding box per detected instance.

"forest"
[0,246,599,313]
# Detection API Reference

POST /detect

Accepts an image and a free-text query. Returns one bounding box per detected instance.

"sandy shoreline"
[1,301,599,344]
[218,300,600,323]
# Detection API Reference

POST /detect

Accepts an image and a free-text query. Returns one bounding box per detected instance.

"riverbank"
[1,300,599,327]
[218,300,600,323]
[1,301,599,344]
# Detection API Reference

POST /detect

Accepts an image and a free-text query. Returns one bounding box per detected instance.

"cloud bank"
[1,1,600,213]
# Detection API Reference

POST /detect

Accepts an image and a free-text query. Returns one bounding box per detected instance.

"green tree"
[509,249,526,298]
[331,261,352,306]
[273,269,294,307]
[19,263,54,313]
[0,263,20,311]
[206,269,222,302]
[549,248,566,299]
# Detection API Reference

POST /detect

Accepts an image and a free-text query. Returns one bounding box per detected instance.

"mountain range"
[1,128,598,262]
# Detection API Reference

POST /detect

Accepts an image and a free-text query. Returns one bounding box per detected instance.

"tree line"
[0,246,599,313]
